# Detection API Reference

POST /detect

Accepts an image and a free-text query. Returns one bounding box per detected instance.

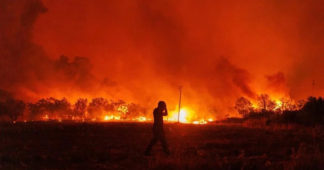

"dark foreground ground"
[0,122,323,169]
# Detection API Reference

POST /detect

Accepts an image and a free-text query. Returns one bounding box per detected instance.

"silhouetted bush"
[272,97,323,126]
[244,110,275,120]
[300,97,324,124]
[28,97,72,120]
[0,89,25,122]
[281,110,299,124]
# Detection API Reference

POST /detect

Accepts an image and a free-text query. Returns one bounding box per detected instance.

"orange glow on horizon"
[1,0,323,125]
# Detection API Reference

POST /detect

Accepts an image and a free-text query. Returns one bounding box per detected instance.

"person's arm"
[163,107,168,116]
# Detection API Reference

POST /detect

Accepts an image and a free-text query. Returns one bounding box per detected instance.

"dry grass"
[0,122,323,169]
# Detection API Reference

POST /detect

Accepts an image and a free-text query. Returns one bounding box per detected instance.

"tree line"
[0,90,146,122]
[234,94,324,125]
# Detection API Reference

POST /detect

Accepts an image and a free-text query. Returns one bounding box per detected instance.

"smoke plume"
[1,0,323,118]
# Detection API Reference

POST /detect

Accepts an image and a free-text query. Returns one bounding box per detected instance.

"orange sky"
[1,0,323,118]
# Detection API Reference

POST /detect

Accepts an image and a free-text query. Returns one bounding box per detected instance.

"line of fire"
[0,89,312,124]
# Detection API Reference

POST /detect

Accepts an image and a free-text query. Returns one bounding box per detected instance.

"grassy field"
[0,122,323,169]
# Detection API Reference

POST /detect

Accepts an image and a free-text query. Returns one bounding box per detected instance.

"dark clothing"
[153,108,165,129]
[145,108,169,155]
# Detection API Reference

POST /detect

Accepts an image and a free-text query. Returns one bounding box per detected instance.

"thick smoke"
[0,0,48,98]
[265,72,287,96]
[0,0,101,101]
[1,0,323,118]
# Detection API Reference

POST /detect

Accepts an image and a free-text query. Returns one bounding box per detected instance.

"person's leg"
[159,133,170,155]
[145,135,158,155]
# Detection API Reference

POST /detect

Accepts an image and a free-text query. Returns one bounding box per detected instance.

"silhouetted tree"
[297,100,306,109]
[127,103,146,119]
[257,94,276,111]
[28,99,48,119]
[274,97,323,125]
[87,98,114,118]
[73,98,87,118]
[0,99,25,122]
[28,98,71,120]
[300,97,324,124]
[234,97,253,117]
[53,98,72,119]
[8,99,25,121]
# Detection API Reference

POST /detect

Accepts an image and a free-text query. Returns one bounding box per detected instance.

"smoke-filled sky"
[1,0,323,117]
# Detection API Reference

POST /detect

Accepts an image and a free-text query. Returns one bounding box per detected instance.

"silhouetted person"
[145,101,170,155]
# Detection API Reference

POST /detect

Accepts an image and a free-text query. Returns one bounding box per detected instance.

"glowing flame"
[42,114,49,121]
[274,100,282,110]
[104,115,110,120]
[165,107,212,124]
[133,116,147,122]
[193,120,208,125]
[138,116,146,121]
[244,95,302,114]
[252,103,258,109]
[30,101,215,125]
[179,109,188,123]
[103,115,120,121]
[166,108,192,123]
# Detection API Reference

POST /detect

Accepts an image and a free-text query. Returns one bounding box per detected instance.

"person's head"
[157,101,166,110]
